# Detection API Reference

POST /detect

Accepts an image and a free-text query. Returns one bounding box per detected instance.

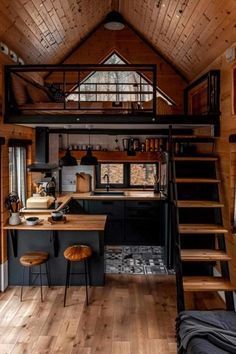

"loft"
[4,64,220,133]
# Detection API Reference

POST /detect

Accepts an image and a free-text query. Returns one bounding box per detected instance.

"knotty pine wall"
[0,54,35,268]
[50,24,187,112]
[193,43,236,285]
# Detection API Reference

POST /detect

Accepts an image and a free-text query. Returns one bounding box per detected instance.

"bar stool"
[63,245,92,307]
[19,251,50,302]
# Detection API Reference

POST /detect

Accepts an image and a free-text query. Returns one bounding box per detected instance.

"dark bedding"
[186,337,231,354]
[177,311,236,354]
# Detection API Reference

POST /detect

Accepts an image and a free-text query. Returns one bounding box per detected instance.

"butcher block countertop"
[4,214,107,231]
[21,190,163,214]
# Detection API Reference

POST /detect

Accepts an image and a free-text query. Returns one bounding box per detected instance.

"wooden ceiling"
[0,0,236,80]
[120,0,236,79]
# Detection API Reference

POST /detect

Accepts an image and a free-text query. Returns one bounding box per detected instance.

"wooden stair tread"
[181,249,231,261]
[174,157,218,161]
[179,224,228,234]
[183,276,236,292]
[177,200,224,208]
[176,178,220,183]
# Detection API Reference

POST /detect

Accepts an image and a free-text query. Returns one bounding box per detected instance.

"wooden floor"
[0,275,224,354]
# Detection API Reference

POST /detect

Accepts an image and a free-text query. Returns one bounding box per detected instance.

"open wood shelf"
[59,150,160,162]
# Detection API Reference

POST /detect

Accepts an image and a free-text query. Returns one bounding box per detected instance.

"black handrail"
[167,125,185,313]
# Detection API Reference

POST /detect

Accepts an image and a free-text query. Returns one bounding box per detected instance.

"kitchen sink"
[91,191,125,196]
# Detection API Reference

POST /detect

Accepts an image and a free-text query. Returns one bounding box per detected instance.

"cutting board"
[26,196,54,209]
[76,173,91,193]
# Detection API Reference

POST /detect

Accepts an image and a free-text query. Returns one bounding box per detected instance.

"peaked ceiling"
[0,0,236,80]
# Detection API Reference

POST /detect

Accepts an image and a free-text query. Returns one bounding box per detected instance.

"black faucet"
[103,173,110,192]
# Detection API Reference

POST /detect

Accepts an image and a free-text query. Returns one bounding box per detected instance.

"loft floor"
[0,275,224,354]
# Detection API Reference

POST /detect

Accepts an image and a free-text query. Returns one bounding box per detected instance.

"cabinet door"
[105,218,124,245]
[125,201,160,245]
[88,200,124,218]
[67,199,89,214]
[88,200,124,244]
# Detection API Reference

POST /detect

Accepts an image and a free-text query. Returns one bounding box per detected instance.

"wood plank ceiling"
[0,0,236,80]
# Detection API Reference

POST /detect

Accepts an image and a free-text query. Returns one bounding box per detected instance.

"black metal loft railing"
[4,63,157,116]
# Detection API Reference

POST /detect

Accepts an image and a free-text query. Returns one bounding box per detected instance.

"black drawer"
[125,201,159,218]
[88,200,124,218]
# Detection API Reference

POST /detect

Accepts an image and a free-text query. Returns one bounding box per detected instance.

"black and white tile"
[105,246,169,275]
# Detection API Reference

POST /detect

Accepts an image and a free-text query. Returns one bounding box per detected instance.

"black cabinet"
[124,201,160,245]
[66,199,89,214]
[88,200,124,245]
[73,199,164,246]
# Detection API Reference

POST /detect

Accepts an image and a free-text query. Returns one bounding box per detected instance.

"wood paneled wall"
[0,55,35,266]
[54,24,187,112]
[193,43,236,285]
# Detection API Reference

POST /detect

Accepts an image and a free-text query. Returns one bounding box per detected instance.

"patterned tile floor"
[105,245,169,275]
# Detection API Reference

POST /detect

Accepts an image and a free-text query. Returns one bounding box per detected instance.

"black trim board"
[49,128,193,135]
[5,113,218,125]
[8,139,32,147]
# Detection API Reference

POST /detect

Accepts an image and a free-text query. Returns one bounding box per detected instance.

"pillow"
[27,84,51,103]
[45,83,65,102]
[11,75,29,105]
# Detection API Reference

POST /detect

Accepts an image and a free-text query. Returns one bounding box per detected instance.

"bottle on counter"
[145,138,150,152]
[149,138,155,152]
[154,138,159,152]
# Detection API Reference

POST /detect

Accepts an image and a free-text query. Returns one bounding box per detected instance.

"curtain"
[9,146,27,207]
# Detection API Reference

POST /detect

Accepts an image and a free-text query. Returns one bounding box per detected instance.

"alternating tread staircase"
[183,277,236,292]
[179,224,228,234]
[181,249,231,262]
[176,178,220,183]
[171,149,236,311]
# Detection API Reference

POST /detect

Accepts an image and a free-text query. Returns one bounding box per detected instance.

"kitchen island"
[20,190,168,261]
[4,214,106,286]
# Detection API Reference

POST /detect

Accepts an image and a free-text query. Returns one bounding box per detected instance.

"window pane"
[9,146,27,206]
[100,164,124,184]
[130,163,157,186]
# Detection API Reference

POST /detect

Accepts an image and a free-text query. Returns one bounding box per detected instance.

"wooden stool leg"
[84,260,89,306]
[39,265,43,302]
[20,267,25,302]
[45,262,51,288]
[64,260,71,307]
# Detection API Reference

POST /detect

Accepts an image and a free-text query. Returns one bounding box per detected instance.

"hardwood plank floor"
[0,275,225,354]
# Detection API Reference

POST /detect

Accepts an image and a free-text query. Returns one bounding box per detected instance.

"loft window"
[9,146,27,206]
[67,52,174,106]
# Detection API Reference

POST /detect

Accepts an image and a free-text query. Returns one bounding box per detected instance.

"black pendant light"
[104,11,125,31]
[59,134,77,166]
[80,129,98,166]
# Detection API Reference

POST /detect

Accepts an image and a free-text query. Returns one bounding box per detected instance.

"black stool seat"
[63,244,92,307]
[19,251,50,302]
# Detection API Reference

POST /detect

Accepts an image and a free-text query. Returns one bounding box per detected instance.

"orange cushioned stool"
[19,251,50,302]
[63,245,92,307]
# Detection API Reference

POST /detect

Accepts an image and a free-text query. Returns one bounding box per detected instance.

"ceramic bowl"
[25,217,39,226]
[51,211,64,221]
